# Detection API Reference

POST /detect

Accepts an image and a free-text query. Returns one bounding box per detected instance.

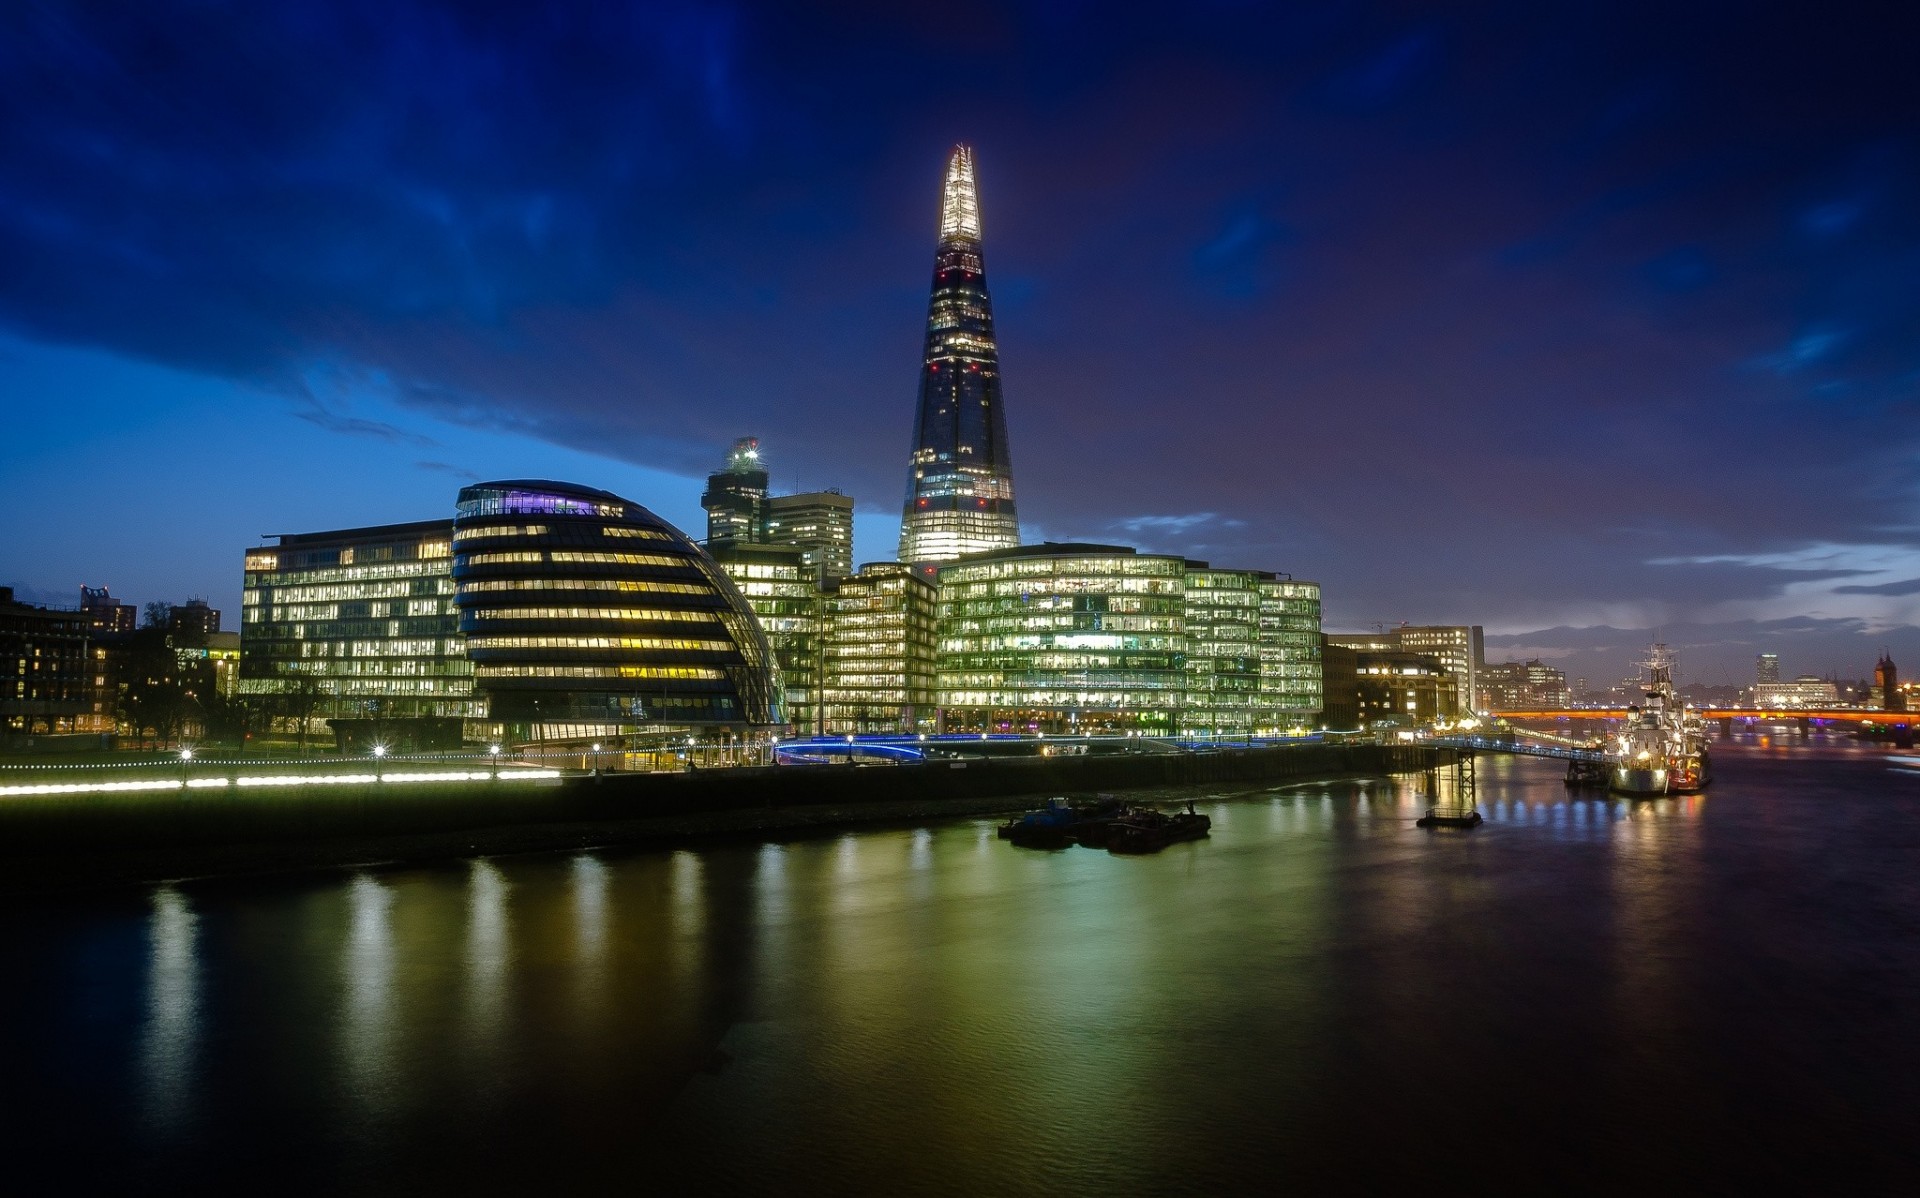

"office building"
[822,562,937,733]
[1753,675,1841,708]
[1327,624,1482,712]
[1320,644,1458,731]
[1257,579,1324,733]
[1757,653,1781,684]
[79,585,136,636]
[701,437,768,548]
[1479,659,1571,710]
[239,519,477,749]
[711,542,826,734]
[936,544,1187,735]
[1179,571,1324,738]
[452,479,777,742]
[899,144,1021,563]
[167,597,222,639]
[1,586,91,738]
[766,490,855,582]
[1182,568,1262,738]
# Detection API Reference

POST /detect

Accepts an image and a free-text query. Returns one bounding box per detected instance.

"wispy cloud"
[414,460,478,480]
[293,400,437,448]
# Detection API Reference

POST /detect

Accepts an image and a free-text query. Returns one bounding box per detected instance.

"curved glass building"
[452,480,777,741]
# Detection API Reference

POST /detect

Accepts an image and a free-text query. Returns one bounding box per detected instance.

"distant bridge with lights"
[1491,708,1913,727]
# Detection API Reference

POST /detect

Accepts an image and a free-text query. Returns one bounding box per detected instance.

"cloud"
[292,397,438,448]
[1750,326,1852,374]
[1834,577,1920,596]
[414,460,479,480]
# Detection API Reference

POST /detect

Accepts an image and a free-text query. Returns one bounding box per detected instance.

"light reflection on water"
[138,885,197,1136]
[6,738,1919,1192]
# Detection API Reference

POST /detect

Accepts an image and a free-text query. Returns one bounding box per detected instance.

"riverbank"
[0,742,1436,895]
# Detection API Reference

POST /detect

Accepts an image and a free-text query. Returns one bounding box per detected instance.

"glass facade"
[936,545,1186,735]
[822,563,937,733]
[239,520,477,745]
[711,543,825,735]
[899,144,1020,564]
[1256,579,1324,733]
[1183,569,1262,738]
[453,480,776,741]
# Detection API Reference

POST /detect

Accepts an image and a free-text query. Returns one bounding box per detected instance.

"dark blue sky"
[4,0,1919,684]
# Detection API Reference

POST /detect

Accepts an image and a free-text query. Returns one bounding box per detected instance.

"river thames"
[4,735,1917,1194]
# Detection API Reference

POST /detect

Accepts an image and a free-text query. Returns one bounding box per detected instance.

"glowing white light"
[939,144,982,241]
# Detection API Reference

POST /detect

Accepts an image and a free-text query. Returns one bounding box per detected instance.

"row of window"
[465,607,721,623]
[466,636,734,652]
[456,578,710,596]
[474,665,726,681]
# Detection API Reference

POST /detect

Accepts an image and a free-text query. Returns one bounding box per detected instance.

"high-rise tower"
[702,437,769,548]
[898,144,1020,564]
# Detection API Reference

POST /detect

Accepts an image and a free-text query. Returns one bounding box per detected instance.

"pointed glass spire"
[899,144,1020,565]
[939,144,982,242]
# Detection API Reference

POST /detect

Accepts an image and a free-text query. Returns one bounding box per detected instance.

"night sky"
[4,1,1919,685]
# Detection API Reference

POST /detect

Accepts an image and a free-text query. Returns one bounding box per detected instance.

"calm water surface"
[4,737,1919,1194]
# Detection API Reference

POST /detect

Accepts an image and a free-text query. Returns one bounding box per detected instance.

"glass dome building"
[452,480,778,742]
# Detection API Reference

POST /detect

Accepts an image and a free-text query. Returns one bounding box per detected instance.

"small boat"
[1106,802,1212,854]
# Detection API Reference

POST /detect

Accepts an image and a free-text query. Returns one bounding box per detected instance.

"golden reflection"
[569,854,612,1025]
[340,874,396,1118]
[670,849,705,943]
[465,861,511,1048]
[139,884,198,1136]
[1608,792,1706,1094]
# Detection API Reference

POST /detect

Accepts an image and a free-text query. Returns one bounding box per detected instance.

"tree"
[118,627,203,748]
[142,601,173,630]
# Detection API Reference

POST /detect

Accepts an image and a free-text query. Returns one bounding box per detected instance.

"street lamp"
[488,743,502,779]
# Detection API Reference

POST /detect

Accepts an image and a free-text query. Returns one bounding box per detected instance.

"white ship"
[1609,644,1712,796]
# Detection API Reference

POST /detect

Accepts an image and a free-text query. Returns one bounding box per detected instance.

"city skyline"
[5,3,1920,682]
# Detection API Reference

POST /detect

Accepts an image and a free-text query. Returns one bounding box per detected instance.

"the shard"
[898,144,1020,564]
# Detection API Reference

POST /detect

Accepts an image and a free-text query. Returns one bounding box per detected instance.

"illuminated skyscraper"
[899,144,1020,564]
[701,437,769,548]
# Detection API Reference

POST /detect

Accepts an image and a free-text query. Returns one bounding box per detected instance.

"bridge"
[1492,708,1912,727]
[1427,734,1607,764]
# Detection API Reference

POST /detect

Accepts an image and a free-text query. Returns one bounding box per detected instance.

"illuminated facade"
[1182,568,1262,738]
[899,144,1020,564]
[711,543,825,734]
[936,545,1186,735]
[1327,624,1481,712]
[239,520,477,747]
[452,480,777,741]
[1257,579,1323,733]
[1479,659,1570,711]
[766,490,855,582]
[822,563,937,733]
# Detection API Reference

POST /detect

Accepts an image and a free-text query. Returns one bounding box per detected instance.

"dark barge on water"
[999,796,1210,853]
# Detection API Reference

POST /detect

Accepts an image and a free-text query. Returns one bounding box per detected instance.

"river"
[3,735,1917,1194]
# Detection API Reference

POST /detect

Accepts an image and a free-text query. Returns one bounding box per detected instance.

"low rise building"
[1,587,91,738]
[1320,644,1458,731]
[239,519,476,749]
